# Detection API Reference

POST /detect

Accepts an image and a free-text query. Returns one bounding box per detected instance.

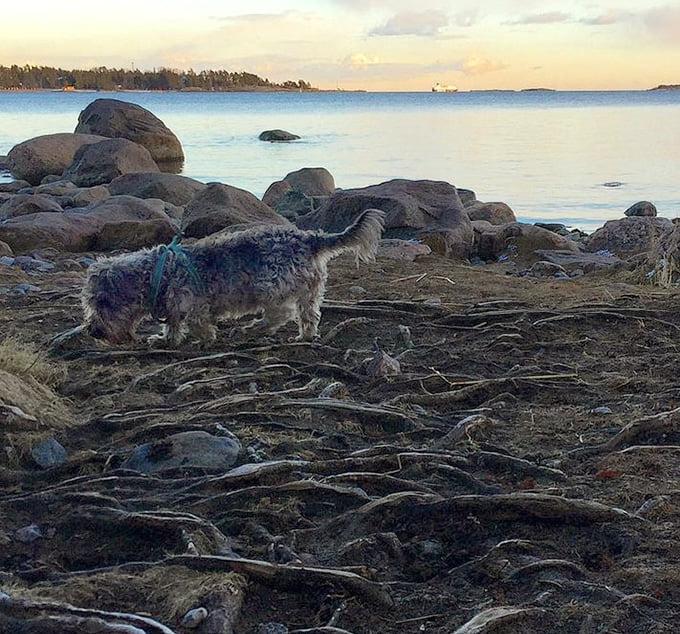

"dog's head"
[81,256,149,345]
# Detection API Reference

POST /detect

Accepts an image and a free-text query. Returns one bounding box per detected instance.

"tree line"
[0,65,316,92]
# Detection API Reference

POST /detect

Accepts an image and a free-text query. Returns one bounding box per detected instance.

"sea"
[1,89,679,233]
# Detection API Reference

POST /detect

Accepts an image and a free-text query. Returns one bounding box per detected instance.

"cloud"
[458,56,507,76]
[509,11,571,25]
[344,53,381,68]
[643,5,680,42]
[579,10,626,26]
[370,10,448,36]
[454,8,480,28]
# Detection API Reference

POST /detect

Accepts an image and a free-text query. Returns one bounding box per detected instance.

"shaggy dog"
[81,209,385,346]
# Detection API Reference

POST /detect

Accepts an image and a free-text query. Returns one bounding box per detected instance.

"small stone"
[30,436,67,469]
[349,285,367,296]
[14,255,55,272]
[364,344,401,377]
[416,539,444,556]
[423,297,442,306]
[529,261,568,278]
[181,607,208,628]
[319,381,348,399]
[397,324,414,349]
[12,283,41,294]
[590,406,613,416]
[15,523,42,543]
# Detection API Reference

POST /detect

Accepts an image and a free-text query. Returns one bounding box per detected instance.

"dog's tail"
[310,209,385,264]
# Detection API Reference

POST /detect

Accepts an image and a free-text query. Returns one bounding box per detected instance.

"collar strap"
[148,236,204,310]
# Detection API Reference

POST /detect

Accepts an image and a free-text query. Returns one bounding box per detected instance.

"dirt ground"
[0,251,679,633]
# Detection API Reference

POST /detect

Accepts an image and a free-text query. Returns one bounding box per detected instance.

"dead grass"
[0,336,67,386]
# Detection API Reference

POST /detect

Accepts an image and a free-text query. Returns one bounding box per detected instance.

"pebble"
[349,285,368,296]
[319,381,348,399]
[15,523,43,543]
[423,297,442,306]
[590,406,613,416]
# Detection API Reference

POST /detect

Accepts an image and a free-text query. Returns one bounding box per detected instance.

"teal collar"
[148,236,204,310]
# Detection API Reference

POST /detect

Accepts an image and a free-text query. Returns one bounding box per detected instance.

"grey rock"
[13,255,55,272]
[297,178,473,260]
[624,200,657,217]
[259,129,300,142]
[283,167,335,196]
[15,523,42,543]
[182,182,290,239]
[12,283,41,294]
[75,98,184,168]
[466,200,517,225]
[475,222,580,264]
[30,436,67,469]
[122,430,242,474]
[529,260,569,278]
[0,193,63,218]
[7,133,107,185]
[109,172,206,206]
[181,607,208,628]
[377,238,431,261]
[63,137,160,187]
[586,216,673,256]
[533,250,625,274]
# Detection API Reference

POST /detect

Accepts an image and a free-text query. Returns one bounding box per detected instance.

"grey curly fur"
[82,208,385,346]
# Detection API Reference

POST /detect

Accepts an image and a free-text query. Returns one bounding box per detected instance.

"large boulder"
[476,222,581,263]
[62,138,160,187]
[74,98,184,169]
[586,217,674,256]
[624,201,657,217]
[283,167,335,196]
[297,179,473,259]
[466,200,517,225]
[0,195,175,253]
[0,194,63,219]
[108,172,206,206]
[182,182,290,238]
[262,180,293,208]
[72,195,177,250]
[7,133,107,185]
[0,212,101,253]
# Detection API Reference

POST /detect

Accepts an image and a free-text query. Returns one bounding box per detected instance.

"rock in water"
[74,98,185,168]
[258,129,300,142]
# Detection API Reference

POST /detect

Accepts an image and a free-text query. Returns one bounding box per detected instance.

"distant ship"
[432,83,457,93]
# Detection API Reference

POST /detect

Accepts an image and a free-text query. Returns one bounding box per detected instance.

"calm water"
[1,89,679,232]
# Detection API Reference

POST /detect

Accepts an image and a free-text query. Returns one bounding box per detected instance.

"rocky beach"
[0,98,678,633]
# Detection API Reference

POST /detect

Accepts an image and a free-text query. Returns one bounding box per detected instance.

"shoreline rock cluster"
[0,97,676,287]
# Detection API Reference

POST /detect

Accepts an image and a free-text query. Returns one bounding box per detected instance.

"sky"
[3,0,680,91]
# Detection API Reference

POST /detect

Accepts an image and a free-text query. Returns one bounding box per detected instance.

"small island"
[0,64,318,92]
